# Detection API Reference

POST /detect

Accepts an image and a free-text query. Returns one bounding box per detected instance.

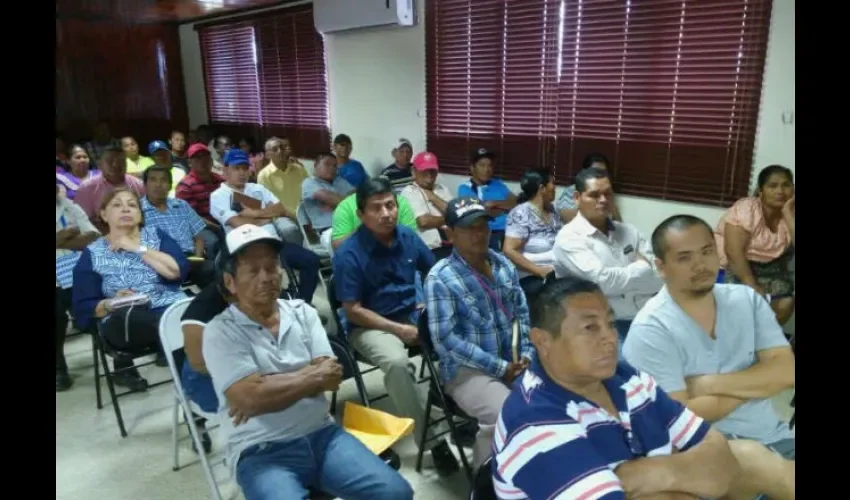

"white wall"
[180,0,795,238]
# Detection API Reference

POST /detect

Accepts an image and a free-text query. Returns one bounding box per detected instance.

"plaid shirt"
[141,197,207,254]
[424,250,533,383]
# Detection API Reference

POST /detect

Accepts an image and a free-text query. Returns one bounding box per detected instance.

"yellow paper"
[187,256,205,262]
[342,402,415,455]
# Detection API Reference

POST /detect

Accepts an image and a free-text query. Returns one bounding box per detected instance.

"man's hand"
[502,362,525,384]
[535,265,555,279]
[229,405,250,426]
[57,226,81,242]
[615,459,674,498]
[115,289,137,298]
[685,375,717,398]
[240,207,261,218]
[395,324,420,346]
[782,196,795,217]
[311,358,344,392]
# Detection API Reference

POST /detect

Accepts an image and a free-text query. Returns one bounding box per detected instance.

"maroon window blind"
[197,4,330,155]
[427,0,772,206]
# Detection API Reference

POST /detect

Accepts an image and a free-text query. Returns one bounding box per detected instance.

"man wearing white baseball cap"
[202,224,412,500]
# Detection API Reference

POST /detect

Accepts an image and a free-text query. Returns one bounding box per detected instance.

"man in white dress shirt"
[552,168,662,345]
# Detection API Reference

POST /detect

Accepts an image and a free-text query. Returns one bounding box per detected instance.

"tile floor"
[56,284,795,500]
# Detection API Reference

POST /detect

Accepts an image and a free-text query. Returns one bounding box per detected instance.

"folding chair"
[469,457,497,500]
[295,202,333,288]
[91,318,173,438]
[158,298,226,500]
[415,310,476,483]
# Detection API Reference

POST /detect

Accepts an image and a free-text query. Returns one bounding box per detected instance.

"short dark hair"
[651,214,715,260]
[755,165,793,194]
[315,152,337,165]
[581,153,610,171]
[575,167,609,193]
[530,278,603,337]
[333,133,352,146]
[142,165,173,185]
[100,145,124,161]
[356,177,396,211]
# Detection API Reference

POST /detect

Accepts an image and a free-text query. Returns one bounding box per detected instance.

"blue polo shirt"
[333,224,435,328]
[458,178,513,231]
[338,159,368,188]
[493,360,710,500]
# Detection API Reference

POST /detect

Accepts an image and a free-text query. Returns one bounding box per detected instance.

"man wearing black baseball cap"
[457,148,517,250]
[423,196,533,468]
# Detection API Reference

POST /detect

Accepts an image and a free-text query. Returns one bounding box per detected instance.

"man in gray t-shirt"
[202,224,412,500]
[623,215,795,500]
[301,153,355,232]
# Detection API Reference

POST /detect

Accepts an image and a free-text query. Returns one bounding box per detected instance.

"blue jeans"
[236,424,412,500]
[280,242,321,304]
[180,362,218,413]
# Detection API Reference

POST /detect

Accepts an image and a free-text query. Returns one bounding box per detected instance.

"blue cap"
[148,140,169,155]
[223,148,250,166]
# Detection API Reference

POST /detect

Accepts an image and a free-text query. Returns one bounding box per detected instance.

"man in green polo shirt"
[330,192,417,252]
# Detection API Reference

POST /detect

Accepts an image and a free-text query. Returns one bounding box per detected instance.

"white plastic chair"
[158,298,226,500]
[296,202,334,286]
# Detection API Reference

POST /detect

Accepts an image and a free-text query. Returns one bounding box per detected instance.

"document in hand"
[342,402,414,455]
[511,320,520,364]
[233,191,262,210]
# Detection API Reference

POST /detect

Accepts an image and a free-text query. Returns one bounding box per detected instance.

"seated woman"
[72,188,190,391]
[716,165,796,325]
[57,145,99,201]
[555,153,622,223]
[503,168,563,298]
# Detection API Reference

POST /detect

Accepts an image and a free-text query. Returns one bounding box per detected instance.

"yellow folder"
[342,402,415,455]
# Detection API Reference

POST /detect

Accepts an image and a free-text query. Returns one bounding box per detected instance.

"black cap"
[445,197,491,228]
[471,147,496,164]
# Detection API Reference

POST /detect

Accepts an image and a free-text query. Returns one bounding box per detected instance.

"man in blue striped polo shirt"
[493,278,740,500]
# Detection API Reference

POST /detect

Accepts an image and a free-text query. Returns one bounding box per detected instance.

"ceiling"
[56,0,295,24]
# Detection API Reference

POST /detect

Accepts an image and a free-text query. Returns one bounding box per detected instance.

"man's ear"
[530,327,549,355]
[654,257,665,279]
[223,273,237,296]
[445,227,456,245]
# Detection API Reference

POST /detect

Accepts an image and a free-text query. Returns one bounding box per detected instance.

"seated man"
[75,146,145,227]
[203,224,412,500]
[457,148,517,250]
[494,277,740,500]
[147,140,186,195]
[400,152,454,260]
[623,214,795,500]
[211,148,321,303]
[553,167,662,343]
[176,143,226,258]
[142,165,215,288]
[301,152,354,252]
[256,136,309,245]
[334,178,460,476]
[330,189,418,252]
[333,133,368,188]
[424,196,533,468]
[379,138,414,191]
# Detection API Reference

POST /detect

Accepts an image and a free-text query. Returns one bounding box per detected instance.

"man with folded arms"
[623,215,795,500]
[400,152,455,260]
[494,277,740,500]
[203,224,412,500]
[300,152,354,252]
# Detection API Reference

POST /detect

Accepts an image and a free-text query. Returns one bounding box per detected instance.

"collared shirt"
[257,160,309,214]
[75,175,146,220]
[400,182,454,250]
[334,225,436,328]
[424,250,533,383]
[202,299,335,476]
[553,213,662,320]
[175,170,226,220]
[301,175,355,231]
[624,284,793,445]
[338,159,368,188]
[71,227,189,329]
[141,196,207,254]
[458,178,513,231]
[56,197,100,288]
[330,193,418,242]
[493,360,710,500]
[210,183,280,235]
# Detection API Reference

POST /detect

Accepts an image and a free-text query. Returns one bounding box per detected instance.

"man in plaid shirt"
[424,196,533,468]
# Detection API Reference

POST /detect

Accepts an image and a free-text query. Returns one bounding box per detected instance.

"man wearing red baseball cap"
[175,143,226,257]
[400,152,455,260]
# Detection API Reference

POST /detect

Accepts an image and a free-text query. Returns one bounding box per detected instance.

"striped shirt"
[493,361,709,500]
[175,170,225,220]
[424,250,532,383]
[141,197,207,254]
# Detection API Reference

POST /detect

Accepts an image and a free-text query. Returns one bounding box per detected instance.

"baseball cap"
[396,138,413,149]
[412,152,439,171]
[223,148,250,167]
[225,224,282,257]
[147,140,169,155]
[471,148,496,164]
[187,143,210,158]
[444,197,491,228]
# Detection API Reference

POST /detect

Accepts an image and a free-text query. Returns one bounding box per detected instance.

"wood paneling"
[56,0,291,24]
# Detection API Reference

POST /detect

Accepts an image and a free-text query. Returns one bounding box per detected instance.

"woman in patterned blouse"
[56,145,99,200]
[72,189,190,392]
[503,168,563,298]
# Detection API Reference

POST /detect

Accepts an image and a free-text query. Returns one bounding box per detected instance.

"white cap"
[225,224,282,256]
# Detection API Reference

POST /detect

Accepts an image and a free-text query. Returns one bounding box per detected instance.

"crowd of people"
[56,123,795,500]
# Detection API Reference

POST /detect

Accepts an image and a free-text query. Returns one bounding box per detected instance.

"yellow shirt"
[257,160,309,213]
[169,167,186,197]
[126,155,155,174]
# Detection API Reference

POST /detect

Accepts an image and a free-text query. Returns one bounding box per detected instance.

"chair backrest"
[469,457,497,500]
[417,308,435,356]
[296,202,322,246]
[326,276,342,311]
[157,298,195,392]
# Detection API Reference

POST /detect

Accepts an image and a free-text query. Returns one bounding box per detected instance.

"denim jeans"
[280,242,321,304]
[180,362,219,413]
[235,424,413,500]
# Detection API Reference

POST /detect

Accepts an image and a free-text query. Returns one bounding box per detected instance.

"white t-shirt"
[210,182,280,235]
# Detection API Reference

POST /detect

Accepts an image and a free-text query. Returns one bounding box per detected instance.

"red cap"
[412,152,439,171]
[187,143,210,158]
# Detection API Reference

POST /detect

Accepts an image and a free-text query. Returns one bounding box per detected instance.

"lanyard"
[469,267,512,321]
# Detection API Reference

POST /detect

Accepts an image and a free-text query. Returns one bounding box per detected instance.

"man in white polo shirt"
[623,215,795,500]
[552,167,662,344]
[202,224,412,500]
[399,151,454,259]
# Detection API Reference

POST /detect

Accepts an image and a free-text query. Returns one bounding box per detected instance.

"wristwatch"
[136,245,149,255]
